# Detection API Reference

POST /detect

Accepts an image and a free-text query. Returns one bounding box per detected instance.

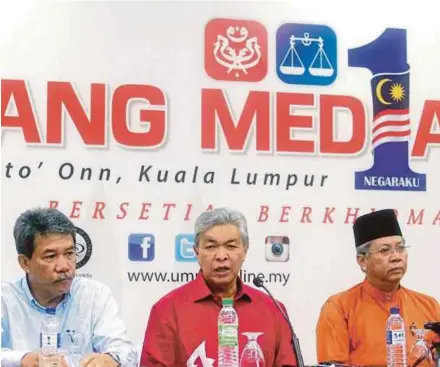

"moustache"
[55,274,74,282]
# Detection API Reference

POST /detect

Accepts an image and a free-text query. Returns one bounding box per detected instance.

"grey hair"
[356,241,372,255]
[194,207,249,249]
[13,207,76,258]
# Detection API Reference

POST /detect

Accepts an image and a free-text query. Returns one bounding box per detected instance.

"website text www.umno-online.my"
[127,270,291,286]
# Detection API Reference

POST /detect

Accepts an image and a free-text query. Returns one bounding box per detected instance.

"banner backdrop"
[2,1,439,363]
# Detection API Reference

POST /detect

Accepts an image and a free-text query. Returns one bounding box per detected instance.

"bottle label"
[387,330,406,345]
[218,325,238,346]
[40,333,61,348]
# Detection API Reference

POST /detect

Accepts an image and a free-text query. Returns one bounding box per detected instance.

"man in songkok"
[316,209,440,367]
[140,207,297,367]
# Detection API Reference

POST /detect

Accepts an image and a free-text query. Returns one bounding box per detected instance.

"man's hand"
[80,353,119,367]
[21,352,39,367]
[21,352,69,367]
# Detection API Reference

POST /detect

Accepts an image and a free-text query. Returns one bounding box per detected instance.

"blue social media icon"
[128,234,155,261]
[276,23,337,86]
[175,234,197,262]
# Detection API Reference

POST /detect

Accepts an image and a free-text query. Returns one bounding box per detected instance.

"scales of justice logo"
[276,23,337,86]
[279,32,334,77]
[348,28,426,191]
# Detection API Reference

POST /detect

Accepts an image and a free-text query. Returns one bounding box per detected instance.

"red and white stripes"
[372,108,410,149]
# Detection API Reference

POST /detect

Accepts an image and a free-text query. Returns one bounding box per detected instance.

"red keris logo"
[204,18,268,82]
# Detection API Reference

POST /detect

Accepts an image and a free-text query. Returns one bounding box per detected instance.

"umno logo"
[204,18,268,82]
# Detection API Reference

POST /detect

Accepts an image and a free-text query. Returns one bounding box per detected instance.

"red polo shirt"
[140,272,296,367]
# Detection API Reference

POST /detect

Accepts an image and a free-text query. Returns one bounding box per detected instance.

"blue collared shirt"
[1,276,137,367]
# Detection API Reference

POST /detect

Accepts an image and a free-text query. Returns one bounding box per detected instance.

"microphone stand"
[254,279,305,367]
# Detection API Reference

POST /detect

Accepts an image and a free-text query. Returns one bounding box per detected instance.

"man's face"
[19,233,76,299]
[195,224,247,290]
[357,235,408,287]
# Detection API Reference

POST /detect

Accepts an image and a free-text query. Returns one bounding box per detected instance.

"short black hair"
[13,207,76,258]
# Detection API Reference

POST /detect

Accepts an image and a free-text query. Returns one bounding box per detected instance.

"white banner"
[2,1,439,363]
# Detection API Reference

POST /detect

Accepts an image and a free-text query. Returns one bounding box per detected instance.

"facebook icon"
[128,234,155,261]
[175,234,197,262]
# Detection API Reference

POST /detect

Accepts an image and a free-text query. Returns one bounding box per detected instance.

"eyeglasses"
[366,245,410,257]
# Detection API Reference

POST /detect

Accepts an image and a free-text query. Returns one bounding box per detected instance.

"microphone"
[253,277,305,367]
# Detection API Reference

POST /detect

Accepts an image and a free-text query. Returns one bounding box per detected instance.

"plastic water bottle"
[39,314,61,367]
[218,298,239,367]
[386,307,407,367]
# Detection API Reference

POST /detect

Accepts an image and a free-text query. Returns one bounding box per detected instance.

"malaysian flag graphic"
[371,71,410,150]
[349,28,426,192]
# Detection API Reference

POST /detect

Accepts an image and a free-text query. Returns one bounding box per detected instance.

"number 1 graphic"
[348,28,426,191]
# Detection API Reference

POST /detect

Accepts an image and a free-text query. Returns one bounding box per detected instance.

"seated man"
[1,207,137,367]
[140,207,297,367]
[316,209,440,366]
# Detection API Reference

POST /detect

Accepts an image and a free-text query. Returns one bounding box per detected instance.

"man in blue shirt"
[1,207,137,367]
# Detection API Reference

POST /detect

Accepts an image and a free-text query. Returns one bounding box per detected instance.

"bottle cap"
[222,298,233,306]
[390,307,400,314]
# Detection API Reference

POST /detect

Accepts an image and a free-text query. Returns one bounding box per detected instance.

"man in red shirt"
[140,207,297,367]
